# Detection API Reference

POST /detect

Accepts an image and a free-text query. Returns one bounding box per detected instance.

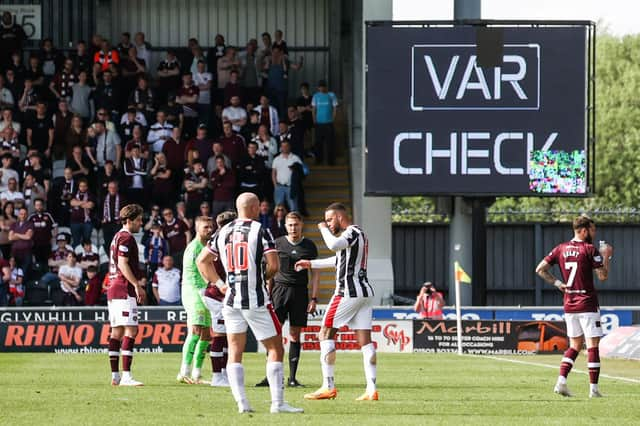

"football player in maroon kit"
[535,215,613,398]
[107,204,146,386]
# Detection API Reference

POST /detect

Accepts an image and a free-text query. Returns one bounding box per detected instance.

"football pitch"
[1,352,639,425]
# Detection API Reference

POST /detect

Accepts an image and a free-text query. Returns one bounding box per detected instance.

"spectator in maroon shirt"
[161,208,191,269]
[187,124,213,166]
[83,265,103,305]
[223,70,242,106]
[150,152,175,209]
[27,198,57,264]
[69,178,96,247]
[183,160,208,219]
[9,207,34,279]
[210,155,236,218]
[162,127,188,190]
[217,120,246,167]
[176,73,199,139]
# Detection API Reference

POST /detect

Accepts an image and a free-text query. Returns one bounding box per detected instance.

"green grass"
[0,352,639,425]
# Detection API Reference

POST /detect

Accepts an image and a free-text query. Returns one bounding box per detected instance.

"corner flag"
[454,262,471,284]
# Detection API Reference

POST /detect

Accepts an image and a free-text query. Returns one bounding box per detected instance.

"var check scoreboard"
[365,21,595,196]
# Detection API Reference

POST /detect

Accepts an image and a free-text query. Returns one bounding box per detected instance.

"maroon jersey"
[544,240,604,313]
[162,219,189,253]
[28,212,57,246]
[107,228,140,300]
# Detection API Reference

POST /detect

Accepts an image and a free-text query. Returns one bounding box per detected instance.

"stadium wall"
[393,223,640,307]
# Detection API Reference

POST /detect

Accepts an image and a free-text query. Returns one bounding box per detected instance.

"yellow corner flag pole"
[454,262,471,355]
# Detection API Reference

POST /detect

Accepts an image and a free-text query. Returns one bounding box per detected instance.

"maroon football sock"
[121,336,134,372]
[210,336,225,373]
[587,347,600,384]
[108,338,121,373]
[559,347,579,378]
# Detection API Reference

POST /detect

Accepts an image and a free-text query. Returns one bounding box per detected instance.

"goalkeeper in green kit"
[177,216,215,384]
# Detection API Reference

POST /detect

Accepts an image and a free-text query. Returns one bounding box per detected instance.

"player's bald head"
[236,192,259,218]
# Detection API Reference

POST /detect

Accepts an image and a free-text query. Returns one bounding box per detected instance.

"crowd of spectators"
[0,15,340,307]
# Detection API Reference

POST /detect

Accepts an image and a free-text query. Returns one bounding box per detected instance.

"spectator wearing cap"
[9,207,33,279]
[128,75,156,124]
[101,180,124,252]
[253,95,279,137]
[27,197,56,264]
[312,79,339,165]
[147,110,174,153]
[152,255,181,305]
[210,155,236,218]
[123,142,147,203]
[176,73,199,139]
[93,119,122,168]
[69,178,95,247]
[26,101,54,158]
[217,120,246,167]
[157,50,181,104]
[222,95,247,133]
[272,140,302,212]
[119,107,146,143]
[193,60,213,129]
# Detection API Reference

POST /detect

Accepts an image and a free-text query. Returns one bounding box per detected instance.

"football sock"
[180,333,200,375]
[289,340,301,380]
[320,339,336,389]
[108,338,121,374]
[227,362,248,406]
[210,336,225,373]
[361,343,377,394]
[558,347,579,383]
[194,339,210,375]
[222,337,228,368]
[121,335,134,375]
[587,347,600,386]
[267,361,285,406]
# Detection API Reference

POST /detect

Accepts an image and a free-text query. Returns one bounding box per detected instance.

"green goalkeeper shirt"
[182,238,207,290]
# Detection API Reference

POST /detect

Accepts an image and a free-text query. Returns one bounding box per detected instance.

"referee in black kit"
[257,211,320,387]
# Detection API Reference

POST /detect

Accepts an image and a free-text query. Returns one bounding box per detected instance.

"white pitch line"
[473,355,640,384]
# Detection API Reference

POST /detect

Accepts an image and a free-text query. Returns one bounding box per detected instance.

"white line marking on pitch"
[473,355,640,384]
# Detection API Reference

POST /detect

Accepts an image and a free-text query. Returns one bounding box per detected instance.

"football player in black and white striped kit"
[196,192,303,414]
[295,203,378,402]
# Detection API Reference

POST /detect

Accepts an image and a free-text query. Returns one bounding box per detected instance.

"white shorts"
[323,295,373,330]
[199,290,226,334]
[565,312,603,338]
[222,304,281,341]
[108,297,139,327]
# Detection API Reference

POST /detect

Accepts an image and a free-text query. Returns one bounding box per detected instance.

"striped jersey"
[329,225,374,298]
[207,219,276,309]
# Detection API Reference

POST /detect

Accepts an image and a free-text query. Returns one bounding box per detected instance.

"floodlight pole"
[450,0,487,356]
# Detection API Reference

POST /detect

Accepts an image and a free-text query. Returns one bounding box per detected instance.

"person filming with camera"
[414,282,445,320]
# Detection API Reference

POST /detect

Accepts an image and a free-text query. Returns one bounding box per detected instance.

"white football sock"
[227,363,248,408]
[361,343,377,393]
[267,361,284,406]
[320,339,336,389]
[111,372,120,380]
[590,383,599,392]
[557,375,567,385]
[122,371,132,380]
[179,363,191,377]
[192,367,201,379]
